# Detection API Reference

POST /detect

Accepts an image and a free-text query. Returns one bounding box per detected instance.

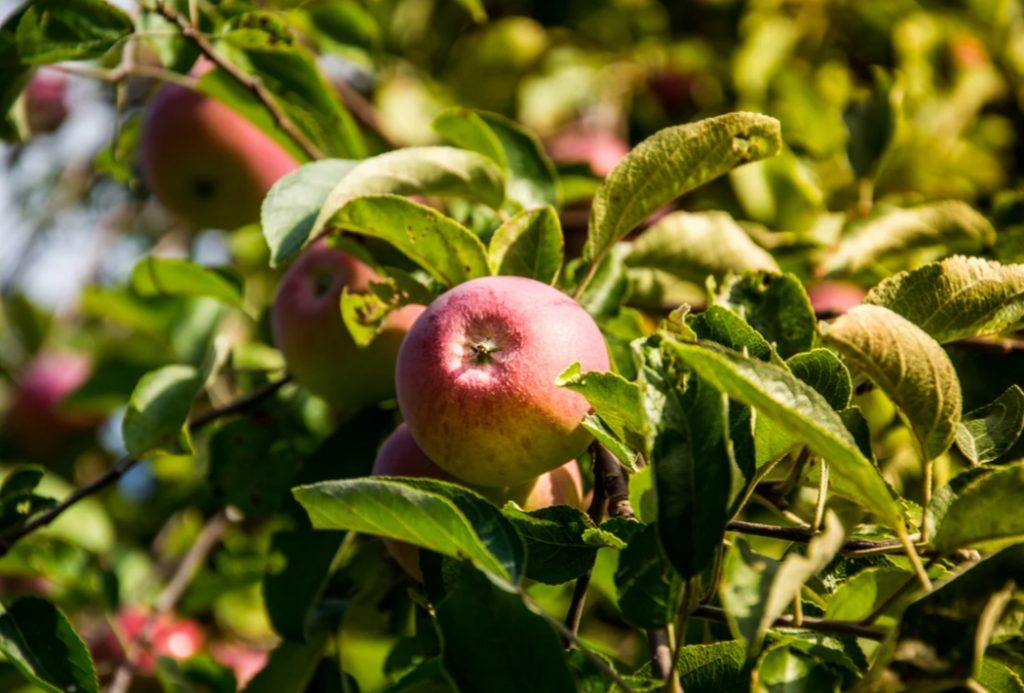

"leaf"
[625,211,779,286]
[675,641,748,692]
[451,0,487,23]
[584,112,781,266]
[688,305,774,362]
[0,597,98,693]
[875,544,1024,688]
[844,68,895,180]
[16,0,133,64]
[716,272,816,359]
[931,461,1024,553]
[502,505,597,585]
[822,201,996,276]
[721,513,845,657]
[570,244,631,318]
[292,477,524,584]
[131,257,244,309]
[614,522,684,628]
[556,363,646,449]
[327,195,491,287]
[956,386,1024,465]
[824,567,915,624]
[261,159,358,267]
[313,146,506,234]
[786,349,852,411]
[488,207,563,283]
[432,108,508,169]
[756,643,845,692]
[122,365,204,458]
[218,12,364,159]
[665,340,900,524]
[863,256,1024,344]
[0,466,55,534]
[821,304,962,460]
[243,632,328,693]
[434,563,575,693]
[978,660,1024,693]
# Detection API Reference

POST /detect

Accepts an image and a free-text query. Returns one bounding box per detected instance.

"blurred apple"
[807,281,866,317]
[3,352,95,458]
[140,73,298,230]
[210,643,268,688]
[92,608,205,674]
[24,69,68,135]
[548,128,629,177]
[272,240,425,416]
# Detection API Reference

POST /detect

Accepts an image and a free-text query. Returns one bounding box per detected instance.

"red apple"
[272,240,425,416]
[93,608,205,674]
[547,129,629,177]
[807,281,866,317]
[3,352,94,458]
[396,276,610,487]
[371,423,585,577]
[139,79,298,230]
[24,69,68,135]
[210,643,268,688]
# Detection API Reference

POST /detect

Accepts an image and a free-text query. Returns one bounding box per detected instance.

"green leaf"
[821,304,962,460]
[569,244,632,319]
[131,257,244,310]
[122,365,204,458]
[556,363,646,449]
[0,466,55,534]
[502,505,597,585]
[625,211,779,286]
[16,0,133,64]
[786,349,852,411]
[822,201,995,277]
[614,522,684,628]
[688,305,774,362]
[824,567,915,624]
[0,597,98,693]
[584,112,782,266]
[931,462,1024,552]
[863,256,1024,344]
[721,513,845,657]
[844,68,895,180]
[156,655,237,693]
[218,12,364,159]
[757,643,844,692]
[327,195,491,287]
[451,0,487,23]
[665,340,900,524]
[433,108,508,169]
[716,272,816,359]
[313,146,506,235]
[0,467,44,497]
[434,563,575,693]
[243,632,328,693]
[293,477,524,584]
[875,544,1024,688]
[675,641,748,692]
[978,659,1024,693]
[488,207,563,284]
[261,159,358,267]
[956,385,1024,465]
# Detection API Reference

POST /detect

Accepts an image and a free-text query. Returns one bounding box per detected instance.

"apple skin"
[396,276,610,488]
[547,129,629,177]
[807,281,866,317]
[24,69,68,135]
[140,82,298,230]
[92,609,204,674]
[272,240,425,416]
[3,352,94,458]
[372,423,584,578]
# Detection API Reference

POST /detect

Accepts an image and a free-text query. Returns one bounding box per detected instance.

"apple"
[271,240,425,416]
[547,128,629,177]
[139,79,298,230]
[371,423,584,577]
[396,276,610,487]
[3,352,94,458]
[92,608,205,674]
[807,281,866,317]
[210,643,268,687]
[23,69,68,135]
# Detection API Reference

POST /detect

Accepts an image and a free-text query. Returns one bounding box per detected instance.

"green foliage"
[122,364,204,458]
[956,385,1024,465]
[16,0,133,64]
[0,598,98,693]
[488,206,563,283]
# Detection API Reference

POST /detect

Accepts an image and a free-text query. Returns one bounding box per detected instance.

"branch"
[332,79,398,149]
[0,376,291,557]
[691,604,887,641]
[150,0,325,161]
[562,447,607,641]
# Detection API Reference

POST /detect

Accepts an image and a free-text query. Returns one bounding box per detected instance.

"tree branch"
[150,0,325,161]
[562,448,607,642]
[0,376,291,557]
[691,605,887,641]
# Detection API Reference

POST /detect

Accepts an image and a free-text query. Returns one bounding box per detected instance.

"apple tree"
[0,1,1022,691]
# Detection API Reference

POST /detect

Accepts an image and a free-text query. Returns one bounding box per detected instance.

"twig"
[812,460,828,532]
[725,520,921,556]
[150,0,325,160]
[647,629,672,681]
[0,376,290,557]
[109,511,231,693]
[332,79,397,149]
[48,62,198,91]
[563,449,607,642]
[920,457,933,545]
[896,523,933,591]
[691,605,887,641]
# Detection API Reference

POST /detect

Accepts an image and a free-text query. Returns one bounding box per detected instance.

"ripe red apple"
[3,352,94,458]
[140,79,298,230]
[272,240,425,416]
[396,276,610,487]
[547,128,629,177]
[92,608,204,674]
[372,423,584,577]
[23,69,68,135]
[807,281,866,317]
